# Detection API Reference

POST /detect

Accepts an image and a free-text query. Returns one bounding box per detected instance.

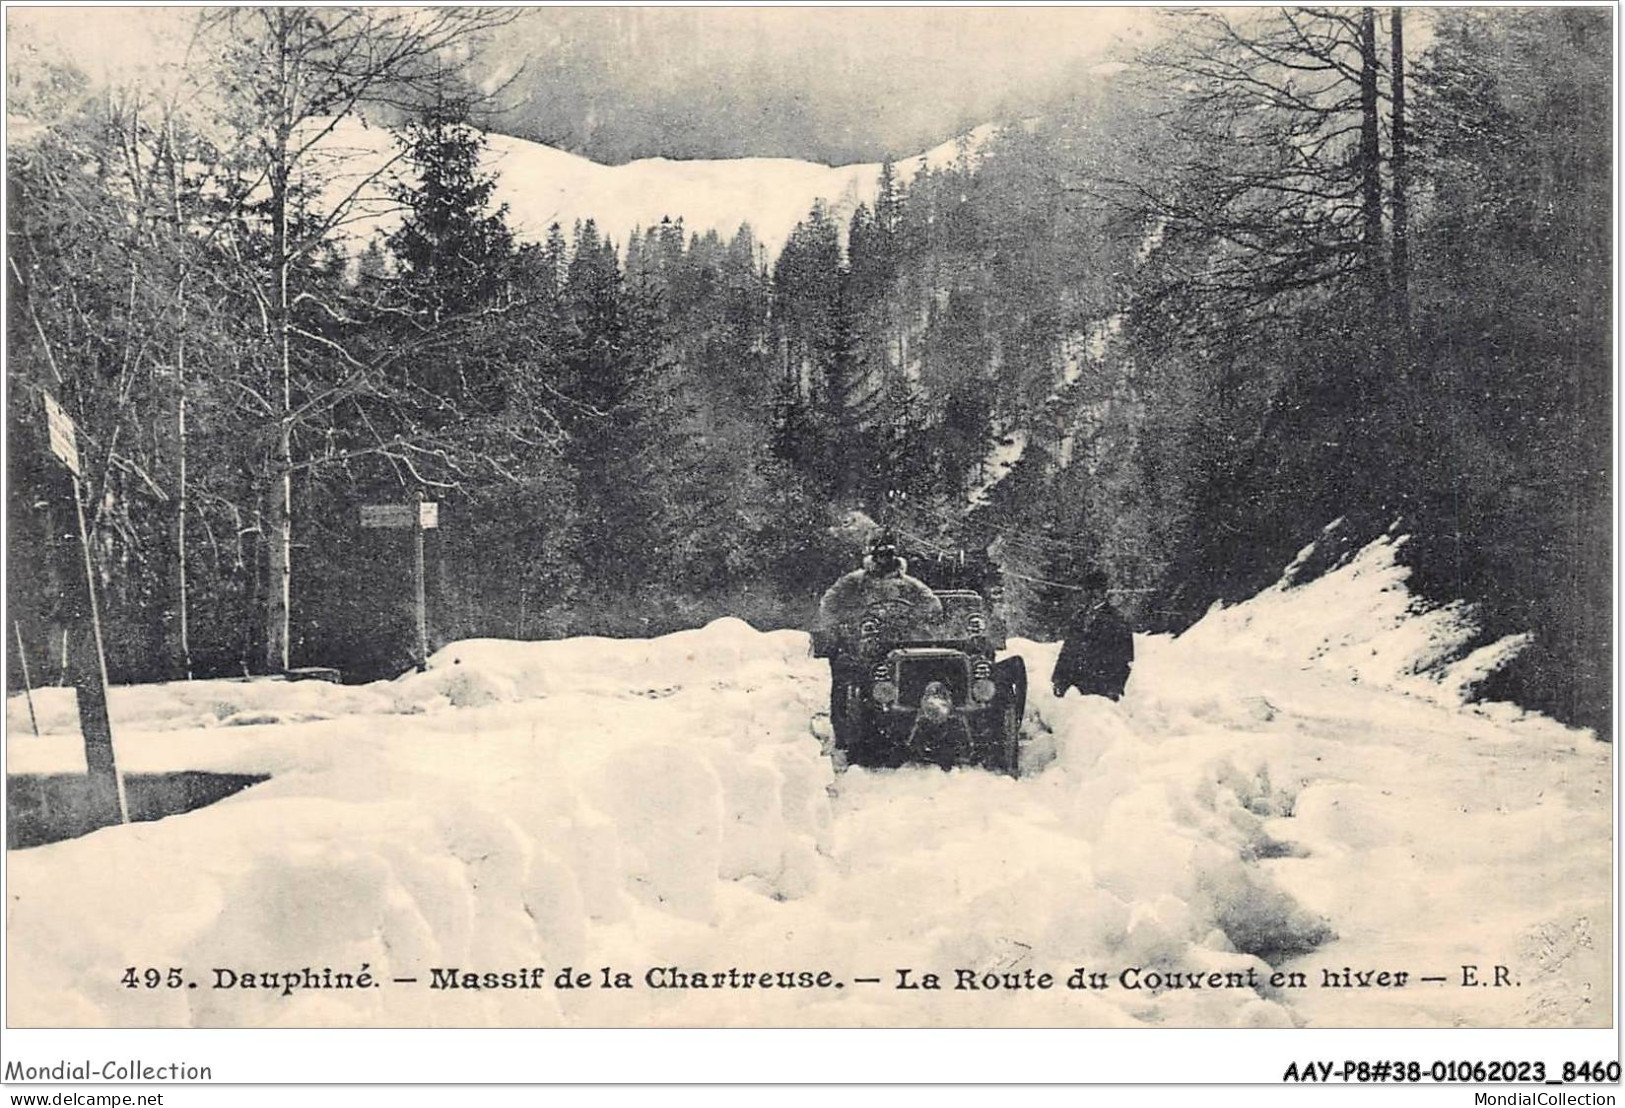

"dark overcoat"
[1052,598,1134,699]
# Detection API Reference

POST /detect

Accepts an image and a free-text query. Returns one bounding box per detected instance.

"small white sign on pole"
[418,501,439,529]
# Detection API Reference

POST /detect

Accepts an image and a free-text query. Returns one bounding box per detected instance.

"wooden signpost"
[42,393,127,827]
[362,499,438,670]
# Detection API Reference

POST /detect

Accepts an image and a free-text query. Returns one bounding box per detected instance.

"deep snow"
[307,117,997,261]
[5,535,1610,1028]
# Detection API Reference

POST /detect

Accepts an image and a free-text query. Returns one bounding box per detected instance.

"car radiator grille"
[896,658,969,707]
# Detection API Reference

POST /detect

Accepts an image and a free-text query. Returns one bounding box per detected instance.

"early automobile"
[812,589,1027,775]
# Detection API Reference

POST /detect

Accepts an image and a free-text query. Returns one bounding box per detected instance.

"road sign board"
[43,393,79,475]
[361,503,440,529]
[361,504,416,529]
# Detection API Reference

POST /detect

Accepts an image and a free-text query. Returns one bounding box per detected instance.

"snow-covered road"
[5,536,1611,1028]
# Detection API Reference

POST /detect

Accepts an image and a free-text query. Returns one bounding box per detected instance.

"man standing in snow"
[817,534,943,632]
[1051,567,1134,701]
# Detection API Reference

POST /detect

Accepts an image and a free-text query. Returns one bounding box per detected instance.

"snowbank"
[1013,531,1608,1028]
[296,117,999,262]
[8,677,404,738]
[9,618,841,1027]
[7,619,808,737]
[1176,527,1537,712]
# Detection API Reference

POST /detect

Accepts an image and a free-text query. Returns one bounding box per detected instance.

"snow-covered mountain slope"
[6,535,1608,1030]
[319,116,994,258]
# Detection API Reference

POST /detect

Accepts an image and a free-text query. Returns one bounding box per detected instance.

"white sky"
[8,6,198,85]
[7,6,1147,79]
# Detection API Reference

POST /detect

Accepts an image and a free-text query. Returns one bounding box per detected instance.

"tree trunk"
[265,12,293,675]
[1358,7,1386,306]
[267,168,292,674]
[176,315,193,680]
[241,511,260,676]
[167,117,194,681]
[266,435,291,673]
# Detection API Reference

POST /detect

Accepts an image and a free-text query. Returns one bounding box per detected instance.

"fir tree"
[388,97,515,321]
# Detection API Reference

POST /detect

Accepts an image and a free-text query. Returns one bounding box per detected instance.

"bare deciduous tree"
[196,6,515,671]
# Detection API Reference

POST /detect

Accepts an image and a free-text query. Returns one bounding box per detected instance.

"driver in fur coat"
[817,533,943,631]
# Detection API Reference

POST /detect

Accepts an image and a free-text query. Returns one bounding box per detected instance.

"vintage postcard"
[1,3,1614,1084]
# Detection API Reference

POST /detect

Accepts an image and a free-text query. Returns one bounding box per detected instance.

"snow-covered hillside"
[5,534,1609,1029]
[318,117,994,259]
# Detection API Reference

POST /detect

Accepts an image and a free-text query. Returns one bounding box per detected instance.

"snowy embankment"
[5,535,1610,1028]
[302,117,999,260]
